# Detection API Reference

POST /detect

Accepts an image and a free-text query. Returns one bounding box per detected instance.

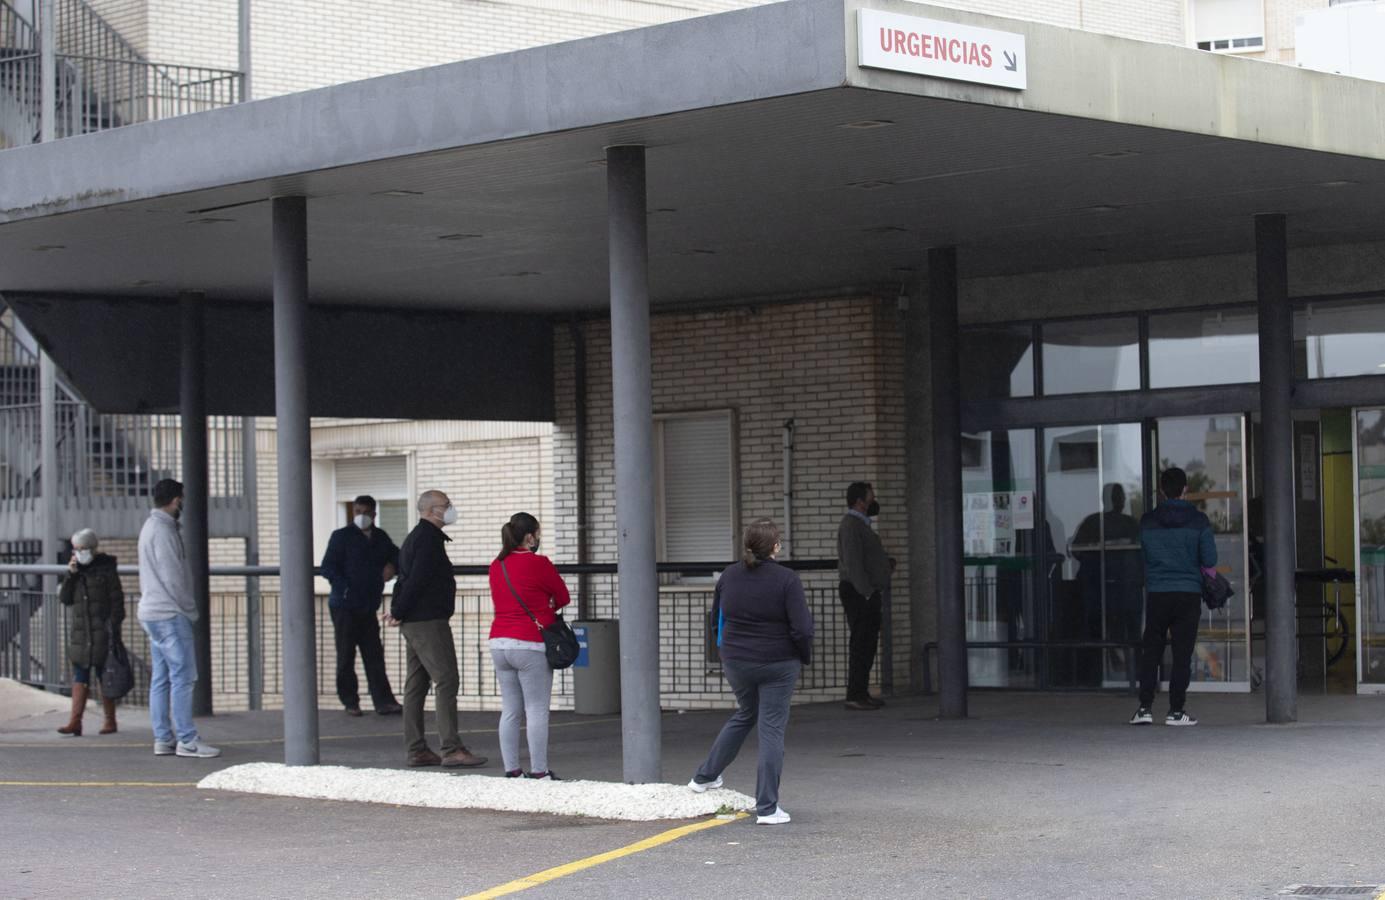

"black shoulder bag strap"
[499,560,542,627]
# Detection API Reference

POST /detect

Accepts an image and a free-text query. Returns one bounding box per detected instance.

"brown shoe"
[344,706,364,718]
[440,748,488,768]
[844,700,879,711]
[407,749,442,767]
[57,683,88,736]
[99,698,118,734]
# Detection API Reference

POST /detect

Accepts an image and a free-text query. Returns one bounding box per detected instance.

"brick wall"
[552,295,913,694]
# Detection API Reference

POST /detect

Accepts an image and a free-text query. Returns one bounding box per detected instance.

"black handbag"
[500,560,580,670]
[100,623,135,701]
[1202,569,1234,611]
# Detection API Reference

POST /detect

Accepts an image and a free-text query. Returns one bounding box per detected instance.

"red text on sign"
[878,27,993,67]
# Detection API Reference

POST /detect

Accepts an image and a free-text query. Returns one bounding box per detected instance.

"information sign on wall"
[858,9,1028,90]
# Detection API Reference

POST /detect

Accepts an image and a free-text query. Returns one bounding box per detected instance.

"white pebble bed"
[198,763,756,821]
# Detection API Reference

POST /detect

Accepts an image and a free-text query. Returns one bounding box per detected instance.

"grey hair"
[416,489,448,515]
[71,528,99,549]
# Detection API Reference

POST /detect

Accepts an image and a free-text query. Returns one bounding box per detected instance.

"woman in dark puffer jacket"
[57,528,125,736]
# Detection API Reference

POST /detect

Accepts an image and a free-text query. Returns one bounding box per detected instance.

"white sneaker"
[176,740,222,758]
[154,740,176,756]
[756,806,791,825]
[688,775,722,793]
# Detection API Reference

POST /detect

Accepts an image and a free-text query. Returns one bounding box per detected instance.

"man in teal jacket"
[1131,467,1216,727]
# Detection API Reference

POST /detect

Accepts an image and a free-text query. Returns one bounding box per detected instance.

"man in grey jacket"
[837,482,893,711]
[137,478,219,759]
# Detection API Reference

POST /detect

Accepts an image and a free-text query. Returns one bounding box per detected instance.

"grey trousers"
[490,647,554,773]
[695,657,801,816]
[400,619,462,756]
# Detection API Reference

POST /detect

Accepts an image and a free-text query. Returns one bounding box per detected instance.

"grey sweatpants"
[695,657,801,816]
[490,647,553,773]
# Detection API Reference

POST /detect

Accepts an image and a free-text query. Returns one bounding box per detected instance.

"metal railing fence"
[0,564,865,711]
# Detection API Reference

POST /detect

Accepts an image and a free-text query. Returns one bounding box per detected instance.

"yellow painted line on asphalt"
[0,715,623,749]
[0,775,196,780]
[459,813,747,900]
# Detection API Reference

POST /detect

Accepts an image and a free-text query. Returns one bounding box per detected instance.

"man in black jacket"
[386,490,487,768]
[320,495,402,717]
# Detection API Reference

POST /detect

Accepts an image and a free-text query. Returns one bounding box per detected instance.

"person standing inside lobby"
[321,494,403,717]
[836,481,892,711]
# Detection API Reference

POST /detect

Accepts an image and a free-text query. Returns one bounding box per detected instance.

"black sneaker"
[1129,707,1153,725]
[1165,710,1198,727]
[526,770,560,781]
[504,769,524,778]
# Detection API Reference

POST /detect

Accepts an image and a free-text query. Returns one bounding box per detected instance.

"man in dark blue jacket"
[321,495,402,716]
[1132,467,1216,727]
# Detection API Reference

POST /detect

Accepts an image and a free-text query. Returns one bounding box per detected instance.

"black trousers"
[1137,591,1202,711]
[839,582,882,702]
[330,606,398,710]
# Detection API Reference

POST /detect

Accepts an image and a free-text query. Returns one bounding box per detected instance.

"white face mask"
[354,514,373,530]
[75,549,94,566]
[441,505,458,526]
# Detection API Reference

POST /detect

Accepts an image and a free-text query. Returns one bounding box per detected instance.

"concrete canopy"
[2,0,1384,318]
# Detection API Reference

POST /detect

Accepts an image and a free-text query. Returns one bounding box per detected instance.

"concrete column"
[904,288,934,693]
[1257,213,1297,724]
[238,0,252,101]
[929,246,968,718]
[39,0,55,143]
[180,292,213,716]
[607,145,661,783]
[272,196,319,764]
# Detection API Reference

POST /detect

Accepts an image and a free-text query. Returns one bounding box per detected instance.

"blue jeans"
[142,615,198,745]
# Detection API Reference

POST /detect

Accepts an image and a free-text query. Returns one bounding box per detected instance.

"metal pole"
[237,0,252,101]
[904,287,933,693]
[929,246,968,718]
[570,318,591,619]
[39,0,54,142]
[242,416,263,711]
[39,352,58,687]
[1257,213,1297,724]
[181,292,213,717]
[273,195,318,764]
[607,145,661,783]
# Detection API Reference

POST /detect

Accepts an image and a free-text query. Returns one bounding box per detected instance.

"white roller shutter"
[334,456,408,500]
[658,413,734,562]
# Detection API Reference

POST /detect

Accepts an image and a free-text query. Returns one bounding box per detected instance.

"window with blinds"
[334,456,411,540]
[656,412,736,565]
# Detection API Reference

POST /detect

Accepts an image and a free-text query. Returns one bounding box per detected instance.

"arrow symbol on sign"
[1003,51,1018,72]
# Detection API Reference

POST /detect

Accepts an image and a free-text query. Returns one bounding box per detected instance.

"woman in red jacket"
[489,512,571,780]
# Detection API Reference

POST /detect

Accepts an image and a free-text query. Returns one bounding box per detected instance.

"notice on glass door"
[1013,490,1035,531]
[964,491,1030,556]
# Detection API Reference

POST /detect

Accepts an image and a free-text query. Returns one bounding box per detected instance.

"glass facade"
[1148,310,1260,388]
[1296,300,1385,379]
[1356,409,1385,686]
[1041,318,1140,395]
[959,325,1034,400]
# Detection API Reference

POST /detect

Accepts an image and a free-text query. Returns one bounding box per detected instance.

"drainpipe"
[570,318,590,618]
[782,418,795,558]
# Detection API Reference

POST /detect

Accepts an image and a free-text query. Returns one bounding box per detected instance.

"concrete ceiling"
[3,87,1383,313]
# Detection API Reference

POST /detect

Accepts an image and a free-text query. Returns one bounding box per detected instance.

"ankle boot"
[99,697,118,735]
[57,683,88,737]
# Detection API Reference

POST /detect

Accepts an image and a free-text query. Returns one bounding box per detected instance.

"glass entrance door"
[1150,415,1252,690]
[1353,409,1385,692]
[1043,423,1145,688]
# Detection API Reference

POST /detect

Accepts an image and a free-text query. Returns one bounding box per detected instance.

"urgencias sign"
[858,9,1027,90]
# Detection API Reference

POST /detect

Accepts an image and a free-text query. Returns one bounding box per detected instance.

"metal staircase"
[0,0,242,147]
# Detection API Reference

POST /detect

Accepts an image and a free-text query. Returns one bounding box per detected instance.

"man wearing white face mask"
[321,494,402,717]
[385,490,487,768]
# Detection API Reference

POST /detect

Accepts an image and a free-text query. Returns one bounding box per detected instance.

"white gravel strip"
[198,763,755,821]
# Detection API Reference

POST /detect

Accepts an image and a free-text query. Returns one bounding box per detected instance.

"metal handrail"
[0,559,843,578]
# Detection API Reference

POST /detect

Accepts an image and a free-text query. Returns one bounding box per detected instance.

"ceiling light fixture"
[438,233,483,241]
[375,189,423,197]
[1080,204,1121,213]
[864,225,909,234]
[189,217,235,225]
[1319,180,1357,188]
[30,244,65,251]
[840,119,895,129]
[1091,150,1141,159]
[849,180,893,190]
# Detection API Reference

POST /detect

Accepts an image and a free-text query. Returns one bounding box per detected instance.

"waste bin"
[572,619,620,715]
